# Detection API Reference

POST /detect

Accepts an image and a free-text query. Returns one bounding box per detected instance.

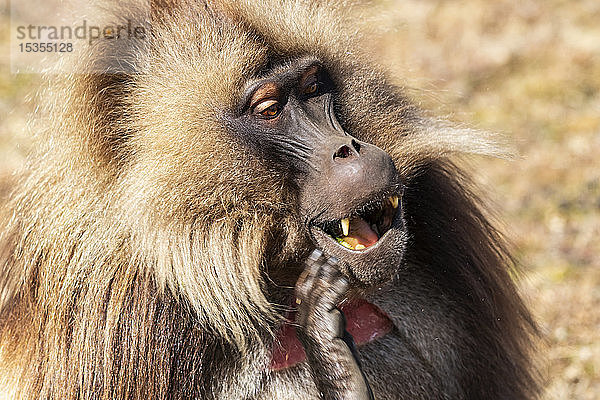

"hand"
[295,249,374,400]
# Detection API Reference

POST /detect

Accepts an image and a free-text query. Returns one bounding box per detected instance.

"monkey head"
[226,57,407,288]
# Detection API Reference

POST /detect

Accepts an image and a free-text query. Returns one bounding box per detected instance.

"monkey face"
[229,57,407,287]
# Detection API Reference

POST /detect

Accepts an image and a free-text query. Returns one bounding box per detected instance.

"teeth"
[336,237,353,249]
[355,244,366,250]
[390,196,399,209]
[340,218,349,236]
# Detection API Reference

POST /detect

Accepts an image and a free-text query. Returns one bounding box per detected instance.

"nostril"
[351,139,361,153]
[333,145,352,160]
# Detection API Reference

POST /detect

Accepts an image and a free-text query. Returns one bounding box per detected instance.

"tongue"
[344,217,379,249]
[270,299,392,370]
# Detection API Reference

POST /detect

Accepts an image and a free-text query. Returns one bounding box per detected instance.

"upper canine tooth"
[390,196,399,209]
[341,218,350,236]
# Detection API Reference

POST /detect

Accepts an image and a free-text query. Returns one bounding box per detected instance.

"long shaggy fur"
[0,1,539,399]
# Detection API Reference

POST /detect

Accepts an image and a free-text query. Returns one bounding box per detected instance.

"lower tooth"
[355,244,366,250]
[336,237,353,249]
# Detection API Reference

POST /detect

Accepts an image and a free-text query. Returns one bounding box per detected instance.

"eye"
[303,81,319,96]
[253,99,282,118]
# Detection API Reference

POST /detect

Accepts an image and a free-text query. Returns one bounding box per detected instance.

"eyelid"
[253,99,279,115]
[248,82,280,110]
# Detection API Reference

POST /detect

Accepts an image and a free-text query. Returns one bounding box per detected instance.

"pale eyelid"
[253,99,279,115]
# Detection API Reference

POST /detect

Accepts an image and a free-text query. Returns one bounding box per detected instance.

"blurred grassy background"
[0,0,599,398]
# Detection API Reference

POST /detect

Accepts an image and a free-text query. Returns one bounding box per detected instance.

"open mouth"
[270,194,403,370]
[315,195,400,251]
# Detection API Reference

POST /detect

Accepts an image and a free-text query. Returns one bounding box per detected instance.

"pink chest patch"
[270,299,393,370]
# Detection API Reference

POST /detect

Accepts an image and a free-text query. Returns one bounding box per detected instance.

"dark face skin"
[230,57,407,288]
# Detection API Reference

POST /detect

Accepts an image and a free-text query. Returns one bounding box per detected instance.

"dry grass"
[0,1,598,398]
